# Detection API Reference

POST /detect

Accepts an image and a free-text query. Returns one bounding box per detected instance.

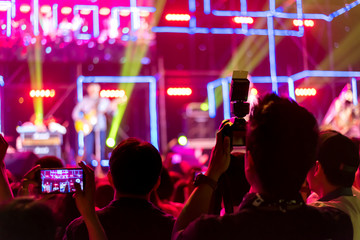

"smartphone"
[40,168,84,194]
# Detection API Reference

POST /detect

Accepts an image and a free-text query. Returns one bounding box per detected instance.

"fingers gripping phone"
[40,168,84,194]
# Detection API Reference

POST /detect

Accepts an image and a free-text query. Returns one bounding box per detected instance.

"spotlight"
[99,7,110,16]
[200,103,209,111]
[61,7,72,15]
[295,88,317,96]
[119,10,130,17]
[293,19,314,27]
[167,87,192,96]
[233,17,254,24]
[91,160,98,167]
[100,160,109,167]
[250,88,258,96]
[40,5,51,14]
[19,4,31,14]
[106,138,116,148]
[80,9,91,15]
[29,89,56,98]
[165,14,191,21]
[178,135,188,146]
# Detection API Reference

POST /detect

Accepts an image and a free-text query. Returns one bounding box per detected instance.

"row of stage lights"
[29,89,55,98]
[28,87,317,99]
[164,14,315,27]
[295,88,317,96]
[28,89,128,98]
[0,4,150,17]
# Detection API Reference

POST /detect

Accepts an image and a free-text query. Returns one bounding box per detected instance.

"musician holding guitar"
[72,83,126,166]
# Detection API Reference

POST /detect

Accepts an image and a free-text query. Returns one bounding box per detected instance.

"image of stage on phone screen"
[41,169,84,193]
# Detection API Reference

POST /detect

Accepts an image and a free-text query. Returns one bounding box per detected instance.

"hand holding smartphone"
[40,168,84,194]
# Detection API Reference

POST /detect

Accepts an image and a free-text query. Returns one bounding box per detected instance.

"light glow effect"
[61,6,72,15]
[99,7,110,16]
[100,89,126,98]
[167,87,192,96]
[165,14,191,21]
[119,10,130,16]
[19,4,30,13]
[80,9,91,15]
[140,11,150,17]
[233,17,254,24]
[293,19,314,27]
[91,160,98,167]
[100,160,109,167]
[295,88,317,96]
[0,5,8,11]
[178,135,188,146]
[29,89,55,98]
[200,102,209,111]
[106,138,116,148]
[40,5,51,14]
[250,88,258,95]
[73,5,100,38]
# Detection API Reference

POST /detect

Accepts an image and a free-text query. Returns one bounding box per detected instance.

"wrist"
[205,170,221,183]
[194,174,218,190]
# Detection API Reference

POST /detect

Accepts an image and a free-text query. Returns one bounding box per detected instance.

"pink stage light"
[304,20,315,27]
[30,89,55,98]
[167,87,192,96]
[140,11,150,17]
[40,5,51,14]
[99,7,110,16]
[295,88,317,97]
[119,10,130,17]
[80,9,91,15]
[233,17,254,24]
[0,5,9,11]
[165,14,191,22]
[293,19,314,27]
[100,89,126,98]
[19,4,31,14]
[61,7,72,15]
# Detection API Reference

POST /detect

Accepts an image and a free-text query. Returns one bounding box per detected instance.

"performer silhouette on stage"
[72,83,126,166]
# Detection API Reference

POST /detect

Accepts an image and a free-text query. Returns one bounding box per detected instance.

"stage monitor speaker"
[184,103,215,139]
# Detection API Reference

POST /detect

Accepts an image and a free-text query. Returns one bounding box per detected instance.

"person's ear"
[313,161,322,176]
[245,151,255,172]
[153,177,161,191]
[245,151,257,185]
[107,171,114,187]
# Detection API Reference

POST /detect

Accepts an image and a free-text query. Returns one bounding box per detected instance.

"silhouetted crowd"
[1,93,360,240]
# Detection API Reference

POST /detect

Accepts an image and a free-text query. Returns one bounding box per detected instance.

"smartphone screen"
[40,168,84,194]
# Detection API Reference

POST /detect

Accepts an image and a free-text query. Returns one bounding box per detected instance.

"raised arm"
[73,161,108,240]
[172,129,231,240]
[0,134,13,202]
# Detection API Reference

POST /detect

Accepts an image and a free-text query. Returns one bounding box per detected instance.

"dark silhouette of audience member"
[307,130,360,239]
[0,197,56,240]
[212,152,250,215]
[172,94,353,240]
[35,155,64,168]
[64,138,175,240]
[95,182,114,209]
[151,168,183,217]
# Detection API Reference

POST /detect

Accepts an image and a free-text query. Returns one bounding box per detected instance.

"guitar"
[74,109,98,136]
[74,96,127,136]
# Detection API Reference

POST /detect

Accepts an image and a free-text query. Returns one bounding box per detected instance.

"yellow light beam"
[108,0,167,143]
[28,39,43,125]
